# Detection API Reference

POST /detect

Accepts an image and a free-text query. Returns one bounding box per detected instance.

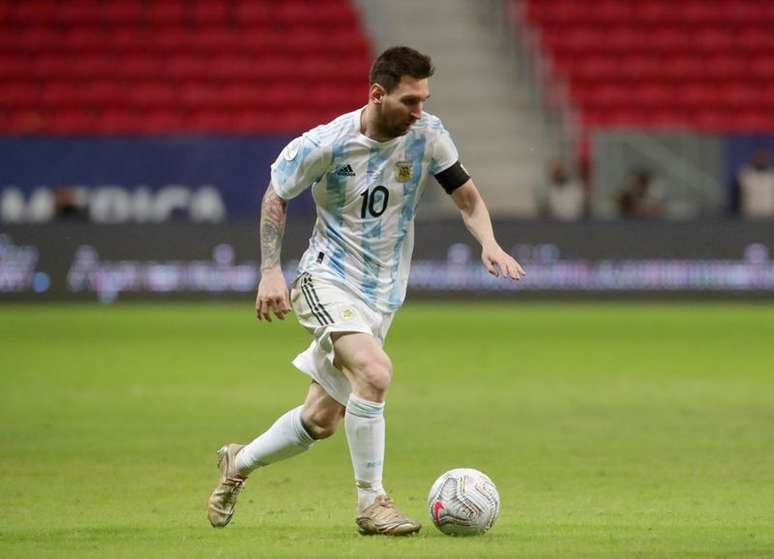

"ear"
[369,83,386,105]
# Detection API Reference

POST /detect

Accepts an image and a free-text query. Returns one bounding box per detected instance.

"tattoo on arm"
[259,184,288,271]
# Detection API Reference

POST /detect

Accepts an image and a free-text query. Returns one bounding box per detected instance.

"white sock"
[345,394,386,512]
[234,405,315,476]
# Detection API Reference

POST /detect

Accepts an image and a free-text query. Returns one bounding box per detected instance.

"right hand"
[256,267,291,322]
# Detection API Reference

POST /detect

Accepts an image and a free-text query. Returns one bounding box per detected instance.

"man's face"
[374,76,430,138]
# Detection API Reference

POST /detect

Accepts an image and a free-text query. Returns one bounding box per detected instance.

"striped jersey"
[270,107,460,313]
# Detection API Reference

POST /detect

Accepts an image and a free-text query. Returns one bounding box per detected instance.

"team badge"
[340,307,356,321]
[395,161,412,183]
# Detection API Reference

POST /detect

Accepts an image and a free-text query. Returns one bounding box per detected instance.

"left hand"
[481,241,526,280]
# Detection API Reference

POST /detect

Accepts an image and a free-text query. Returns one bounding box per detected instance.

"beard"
[379,120,413,140]
[375,107,415,139]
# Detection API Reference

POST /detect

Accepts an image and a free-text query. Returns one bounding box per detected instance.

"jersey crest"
[395,161,413,183]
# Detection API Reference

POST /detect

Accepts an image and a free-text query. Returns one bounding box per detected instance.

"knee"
[301,408,342,440]
[351,353,392,397]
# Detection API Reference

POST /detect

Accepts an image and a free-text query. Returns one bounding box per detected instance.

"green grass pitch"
[1,302,773,558]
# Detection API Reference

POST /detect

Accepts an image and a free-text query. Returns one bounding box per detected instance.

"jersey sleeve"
[429,124,460,176]
[270,134,332,200]
[430,122,470,193]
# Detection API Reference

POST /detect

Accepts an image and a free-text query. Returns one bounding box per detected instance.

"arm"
[256,183,291,321]
[450,180,525,280]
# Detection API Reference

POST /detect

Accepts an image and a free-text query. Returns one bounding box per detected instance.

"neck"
[360,104,392,142]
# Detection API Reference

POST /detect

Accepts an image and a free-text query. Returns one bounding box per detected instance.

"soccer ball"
[427,468,500,536]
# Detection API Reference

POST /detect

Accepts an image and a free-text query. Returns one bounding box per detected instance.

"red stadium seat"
[49,109,99,135]
[526,0,774,133]
[127,82,179,110]
[58,2,103,26]
[0,82,42,108]
[0,0,370,134]
[119,55,167,80]
[749,55,774,79]
[733,111,774,132]
[579,84,630,108]
[0,55,34,79]
[191,3,230,26]
[94,109,143,134]
[648,108,693,129]
[737,28,774,53]
[81,82,127,107]
[617,55,664,81]
[219,84,261,109]
[233,3,273,25]
[139,110,188,134]
[719,84,760,109]
[648,27,690,53]
[40,82,84,109]
[62,29,112,53]
[661,55,708,81]
[147,2,186,26]
[188,111,235,133]
[590,1,634,24]
[636,1,672,25]
[231,110,275,133]
[103,2,146,25]
[673,83,717,109]
[677,1,726,26]
[262,84,307,110]
[704,54,749,80]
[693,28,736,53]
[151,28,194,52]
[13,2,60,25]
[179,83,222,110]
[631,84,674,108]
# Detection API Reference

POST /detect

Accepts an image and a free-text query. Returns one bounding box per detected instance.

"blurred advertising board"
[0,137,317,224]
[2,221,773,302]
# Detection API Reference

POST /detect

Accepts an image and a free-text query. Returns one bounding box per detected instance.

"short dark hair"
[369,46,434,93]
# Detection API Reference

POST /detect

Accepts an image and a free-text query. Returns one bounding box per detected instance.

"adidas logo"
[335,164,356,177]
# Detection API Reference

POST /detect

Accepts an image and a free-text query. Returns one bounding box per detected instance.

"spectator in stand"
[738,148,774,219]
[538,159,585,221]
[614,168,664,219]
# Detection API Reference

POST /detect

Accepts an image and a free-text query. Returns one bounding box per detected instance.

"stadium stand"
[0,0,371,134]
[521,0,774,134]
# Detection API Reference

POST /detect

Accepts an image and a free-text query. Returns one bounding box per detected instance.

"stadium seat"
[179,83,222,111]
[524,0,774,133]
[0,82,42,109]
[127,83,179,110]
[49,109,99,135]
[0,0,372,135]
[102,3,146,25]
[147,2,187,26]
[13,2,60,24]
[738,28,774,53]
[40,82,84,109]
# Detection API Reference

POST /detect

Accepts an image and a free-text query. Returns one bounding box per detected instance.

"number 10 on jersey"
[360,186,390,218]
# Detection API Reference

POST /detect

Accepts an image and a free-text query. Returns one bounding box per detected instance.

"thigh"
[331,331,391,380]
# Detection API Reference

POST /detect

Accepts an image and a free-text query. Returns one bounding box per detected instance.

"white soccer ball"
[427,468,500,536]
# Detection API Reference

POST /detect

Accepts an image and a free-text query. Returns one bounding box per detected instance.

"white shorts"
[290,272,394,406]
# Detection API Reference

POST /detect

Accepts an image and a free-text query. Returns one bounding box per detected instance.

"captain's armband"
[434,161,470,194]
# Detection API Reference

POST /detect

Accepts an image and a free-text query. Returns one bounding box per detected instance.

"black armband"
[434,161,470,194]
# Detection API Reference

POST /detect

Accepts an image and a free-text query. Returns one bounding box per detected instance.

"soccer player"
[207,46,525,535]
